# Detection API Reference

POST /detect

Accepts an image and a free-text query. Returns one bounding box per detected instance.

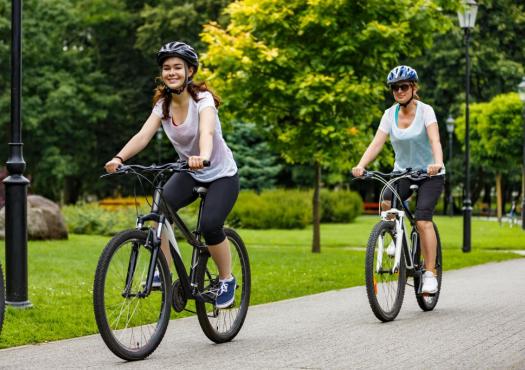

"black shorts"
[383,175,444,221]
[161,172,239,245]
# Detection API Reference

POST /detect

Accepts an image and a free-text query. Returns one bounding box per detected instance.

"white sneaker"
[421,271,438,294]
[386,240,396,257]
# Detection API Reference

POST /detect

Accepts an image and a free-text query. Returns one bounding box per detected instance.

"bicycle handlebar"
[100,160,210,179]
[358,168,430,180]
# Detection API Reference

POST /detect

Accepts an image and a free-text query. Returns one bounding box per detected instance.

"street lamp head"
[446,115,455,134]
[457,0,478,29]
[518,76,525,103]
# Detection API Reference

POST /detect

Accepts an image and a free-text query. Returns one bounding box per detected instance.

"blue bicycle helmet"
[386,65,418,85]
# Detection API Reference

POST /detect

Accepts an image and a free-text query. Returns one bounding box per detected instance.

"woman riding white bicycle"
[352,65,445,294]
[105,41,239,309]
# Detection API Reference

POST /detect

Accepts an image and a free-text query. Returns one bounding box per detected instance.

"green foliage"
[412,0,525,121]
[225,121,283,191]
[63,201,200,236]
[135,0,233,53]
[202,0,454,170]
[63,204,138,235]
[229,189,312,229]
[228,188,363,229]
[320,189,363,223]
[455,92,523,174]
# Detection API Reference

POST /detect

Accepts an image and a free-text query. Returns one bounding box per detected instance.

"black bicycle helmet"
[157,41,199,73]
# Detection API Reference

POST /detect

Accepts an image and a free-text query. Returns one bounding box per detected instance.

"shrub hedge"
[64,188,363,234]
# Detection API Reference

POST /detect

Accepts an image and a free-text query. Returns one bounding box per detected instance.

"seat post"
[193,187,208,239]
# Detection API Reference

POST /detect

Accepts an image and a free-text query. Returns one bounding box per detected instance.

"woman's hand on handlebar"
[352,165,366,178]
[104,158,123,174]
[427,163,443,176]
[188,156,209,170]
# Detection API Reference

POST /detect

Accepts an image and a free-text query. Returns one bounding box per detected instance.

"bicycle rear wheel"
[414,222,442,311]
[195,228,250,343]
[0,263,4,335]
[93,230,172,361]
[365,221,406,322]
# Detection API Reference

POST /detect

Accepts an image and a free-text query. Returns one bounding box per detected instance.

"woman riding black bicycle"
[352,65,444,295]
[105,41,239,309]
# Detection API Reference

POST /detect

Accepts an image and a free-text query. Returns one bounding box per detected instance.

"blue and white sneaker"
[215,276,236,309]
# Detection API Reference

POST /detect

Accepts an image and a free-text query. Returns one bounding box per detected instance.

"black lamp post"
[446,115,455,216]
[518,77,525,230]
[457,0,478,253]
[4,0,31,308]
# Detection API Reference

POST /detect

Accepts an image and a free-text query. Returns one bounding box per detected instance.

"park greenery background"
[0,0,524,348]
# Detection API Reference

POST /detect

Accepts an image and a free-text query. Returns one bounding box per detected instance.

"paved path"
[1,258,524,369]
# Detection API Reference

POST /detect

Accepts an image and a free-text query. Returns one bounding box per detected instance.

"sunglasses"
[390,83,411,92]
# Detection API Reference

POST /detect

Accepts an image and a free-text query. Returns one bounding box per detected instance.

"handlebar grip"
[203,160,211,167]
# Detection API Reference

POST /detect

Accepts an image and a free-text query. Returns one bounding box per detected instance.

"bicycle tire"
[365,221,407,322]
[93,230,172,361]
[195,228,251,343]
[0,264,4,336]
[413,222,442,311]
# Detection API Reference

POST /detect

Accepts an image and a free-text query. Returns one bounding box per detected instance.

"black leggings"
[383,175,444,221]
[162,172,240,245]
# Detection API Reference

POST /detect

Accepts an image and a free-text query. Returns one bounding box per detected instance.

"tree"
[409,1,525,210]
[0,0,122,202]
[202,0,455,252]
[225,122,282,192]
[135,0,233,55]
[455,93,523,221]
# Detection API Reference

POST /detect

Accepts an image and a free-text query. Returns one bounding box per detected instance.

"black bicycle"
[93,161,251,361]
[359,169,442,322]
[0,263,4,335]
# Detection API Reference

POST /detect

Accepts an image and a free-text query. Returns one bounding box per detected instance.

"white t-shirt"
[377,101,443,173]
[152,91,237,182]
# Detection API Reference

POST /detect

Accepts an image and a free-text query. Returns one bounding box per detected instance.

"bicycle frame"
[376,176,421,276]
[126,177,214,304]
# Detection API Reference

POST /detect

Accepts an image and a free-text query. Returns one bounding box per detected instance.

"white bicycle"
[358,169,443,322]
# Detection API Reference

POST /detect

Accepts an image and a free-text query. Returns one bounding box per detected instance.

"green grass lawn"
[0,216,523,348]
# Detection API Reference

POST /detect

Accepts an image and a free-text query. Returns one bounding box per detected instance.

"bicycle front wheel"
[93,230,172,361]
[195,228,251,343]
[0,263,4,335]
[365,221,406,322]
[414,222,442,311]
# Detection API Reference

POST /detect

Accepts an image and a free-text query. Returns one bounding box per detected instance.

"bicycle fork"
[379,210,406,274]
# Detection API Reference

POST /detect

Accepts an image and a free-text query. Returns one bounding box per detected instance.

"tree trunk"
[496,173,502,224]
[312,161,321,253]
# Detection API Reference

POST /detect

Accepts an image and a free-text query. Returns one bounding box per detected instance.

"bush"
[63,203,136,236]
[64,188,364,234]
[320,189,363,223]
[228,188,363,229]
[229,189,312,229]
[63,200,200,236]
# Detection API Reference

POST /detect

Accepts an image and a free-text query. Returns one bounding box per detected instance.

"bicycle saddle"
[193,186,208,195]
